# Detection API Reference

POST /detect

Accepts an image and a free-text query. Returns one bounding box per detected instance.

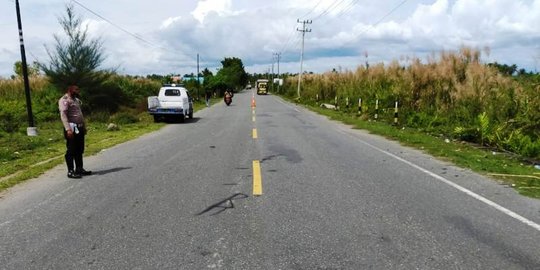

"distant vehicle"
[256,79,269,95]
[246,84,252,89]
[224,90,232,106]
[148,84,193,122]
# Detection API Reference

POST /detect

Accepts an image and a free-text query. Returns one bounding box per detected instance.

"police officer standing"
[59,85,92,178]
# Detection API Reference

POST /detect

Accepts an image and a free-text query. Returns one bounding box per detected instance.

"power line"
[299,0,324,19]
[71,0,176,54]
[371,0,409,26]
[335,0,361,17]
[312,0,347,21]
[314,0,357,24]
[279,21,305,54]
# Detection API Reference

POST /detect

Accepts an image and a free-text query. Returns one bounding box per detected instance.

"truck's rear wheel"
[189,110,193,119]
[178,115,185,123]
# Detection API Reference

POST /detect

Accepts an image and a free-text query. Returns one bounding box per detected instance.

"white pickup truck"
[148,84,194,122]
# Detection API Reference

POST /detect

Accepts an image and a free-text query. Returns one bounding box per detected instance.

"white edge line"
[354,137,540,232]
[277,97,540,232]
[276,98,300,112]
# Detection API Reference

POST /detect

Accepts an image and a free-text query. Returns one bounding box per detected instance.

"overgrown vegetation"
[284,103,540,198]
[0,3,247,192]
[0,75,216,191]
[278,47,540,161]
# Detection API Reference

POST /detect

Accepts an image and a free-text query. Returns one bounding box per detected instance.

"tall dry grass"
[0,76,51,100]
[281,47,539,158]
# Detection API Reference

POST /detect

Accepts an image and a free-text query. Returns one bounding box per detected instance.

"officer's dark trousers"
[64,130,85,172]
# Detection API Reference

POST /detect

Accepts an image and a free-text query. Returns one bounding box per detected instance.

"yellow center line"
[252,128,258,139]
[253,160,263,196]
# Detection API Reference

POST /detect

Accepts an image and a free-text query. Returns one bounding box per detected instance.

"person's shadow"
[91,167,131,176]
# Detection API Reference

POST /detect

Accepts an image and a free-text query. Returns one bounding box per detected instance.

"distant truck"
[256,79,269,95]
[148,84,194,122]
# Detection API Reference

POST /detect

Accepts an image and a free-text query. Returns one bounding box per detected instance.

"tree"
[487,62,517,76]
[13,61,40,77]
[40,4,119,112]
[214,57,248,90]
[40,4,110,91]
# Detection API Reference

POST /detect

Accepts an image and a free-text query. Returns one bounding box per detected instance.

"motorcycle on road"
[224,91,233,106]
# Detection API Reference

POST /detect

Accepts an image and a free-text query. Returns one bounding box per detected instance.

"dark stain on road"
[196,193,248,216]
[266,143,303,164]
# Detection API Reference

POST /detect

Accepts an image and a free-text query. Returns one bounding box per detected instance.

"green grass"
[292,98,540,199]
[0,99,216,192]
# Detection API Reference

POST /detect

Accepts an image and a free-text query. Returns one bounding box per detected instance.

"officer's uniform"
[59,94,86,173]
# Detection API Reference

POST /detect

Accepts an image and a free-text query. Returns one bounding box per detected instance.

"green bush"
[33,85,63,123]
[110,112,139,124]
[0,101,25,133]
[87,111,110,123]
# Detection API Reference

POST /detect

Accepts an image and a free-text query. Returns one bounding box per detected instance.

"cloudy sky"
[1,0,539,78]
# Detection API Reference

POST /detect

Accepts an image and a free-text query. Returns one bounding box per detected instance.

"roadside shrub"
[502,130,540,158]
[87,111,110,123]
[33,85,62,123]
[82,80,125,113]
[110,111,139,124]
[0,101,25,133]
[454,126,480,143]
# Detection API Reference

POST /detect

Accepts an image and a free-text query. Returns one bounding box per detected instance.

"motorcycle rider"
[223,89,233,105]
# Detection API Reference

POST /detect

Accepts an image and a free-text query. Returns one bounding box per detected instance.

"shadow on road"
[196,193,248,216]
[92,167,132,176]
[163,117,202,124]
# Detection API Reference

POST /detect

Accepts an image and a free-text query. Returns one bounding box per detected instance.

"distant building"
[182,75,204,84]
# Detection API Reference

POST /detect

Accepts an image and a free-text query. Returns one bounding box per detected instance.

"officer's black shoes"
[76,169,92,176]
[67,169,91,178]
[67,170,82,179]
[77,169,92,175]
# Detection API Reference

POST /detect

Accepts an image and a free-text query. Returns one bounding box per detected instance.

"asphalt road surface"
[0,90,539,269]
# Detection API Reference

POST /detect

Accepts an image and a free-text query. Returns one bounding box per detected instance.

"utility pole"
[273,52,281,92]
[197,53,200,99]
[271,56,275,92]
[15,0,37,136]
[296,19,312,99]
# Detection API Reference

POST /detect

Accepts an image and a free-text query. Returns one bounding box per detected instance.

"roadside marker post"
[394,101,399,125]
[375,99,379,120]
[358,98,362,114]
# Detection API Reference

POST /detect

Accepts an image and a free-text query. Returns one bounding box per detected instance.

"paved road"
[0,90,539,269]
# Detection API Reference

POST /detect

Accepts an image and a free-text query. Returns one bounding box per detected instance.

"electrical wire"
[371,0,409,27]
[315,0,357,25]
[335,0,361,17]
[312,0,347,21]
[299,0,324,19]
[71,0,179,54]
[278,0,410,67]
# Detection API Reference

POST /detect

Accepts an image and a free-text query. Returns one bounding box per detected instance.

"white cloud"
[1,0,539,78]
[161,16,183,29]
[191,0,232,23]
